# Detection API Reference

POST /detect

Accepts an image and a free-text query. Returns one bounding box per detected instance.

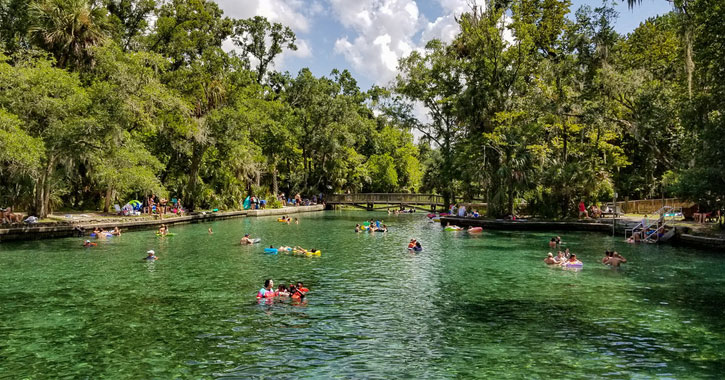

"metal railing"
[327,193,445,205]
[625,205,682,243]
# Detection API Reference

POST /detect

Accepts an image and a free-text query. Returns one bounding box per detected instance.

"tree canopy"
[0,0,722,219]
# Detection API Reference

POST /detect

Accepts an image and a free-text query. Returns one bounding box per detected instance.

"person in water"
[296,282,309,294]
[276,284,290,297]
[544,252,557,265]
[112,226,121,236]
[143,250,158,261]
[355,224,361,232]
[208,228,213,234]
[414,241,422,251]
[157,224,168,236]
[240,234,253,245]
[554,251,565,264]
[549,237,557,249]
[257,279,275,299]
[83,240,96,247]
[289,285,303,300]
[408,239,416,249]
[603,251,627,267]
[295,218,299,225]
[562,254,582,266]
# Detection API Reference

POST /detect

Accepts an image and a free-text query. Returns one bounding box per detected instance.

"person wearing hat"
[240,234,253,245]
[544,252,557,265]
[143,250,158,261]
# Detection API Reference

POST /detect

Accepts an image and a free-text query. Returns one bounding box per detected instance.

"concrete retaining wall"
[0,205,326,242]
[246,204,325,217]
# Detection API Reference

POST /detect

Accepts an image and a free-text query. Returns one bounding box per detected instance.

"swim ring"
[277,218,288,222]
[305,250,321,256]
[444,226,463,231]
[468,227,483,233]
[564,262,583,268]
[264,248,278,254]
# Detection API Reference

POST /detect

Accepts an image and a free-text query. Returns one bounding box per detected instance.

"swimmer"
[295,218,299,225]
[602,250,613,264]
[157,224,168,236]
[562,254,582,266]
[278,246,292,252]
[257,279,275,299]
[208,228,213,234]
[276,284,290,297]
[355,224,361,233]
[83,240,96,247]
[143,250,158,261]
[549,237,557,249]
[289,285,304,301]
[112,226,121,236]
[554,251,565,264]
[544,252,557,265]
[240,234,253,245]
[414,241,422,251]
[408,239,416,249]
[564,248,571,260]
[605,252,627,267]
[296,282,309,293]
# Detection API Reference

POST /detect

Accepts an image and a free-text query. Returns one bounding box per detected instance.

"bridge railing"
[327,193,445,205]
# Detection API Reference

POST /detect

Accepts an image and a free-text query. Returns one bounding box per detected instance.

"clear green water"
[1,211,724,379]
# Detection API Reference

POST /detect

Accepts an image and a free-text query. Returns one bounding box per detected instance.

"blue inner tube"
[264,248,278,254]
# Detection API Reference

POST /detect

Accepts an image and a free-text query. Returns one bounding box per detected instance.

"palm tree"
[29,0,108,69]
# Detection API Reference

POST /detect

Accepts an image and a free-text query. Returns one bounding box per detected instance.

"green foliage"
[1,0,722,221]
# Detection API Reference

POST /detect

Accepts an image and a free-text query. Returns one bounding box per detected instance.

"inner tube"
[565,262,583,268]
[277,218,287,222]
[305,250,321,256]
[251,238,261,244]
[444,226,463,231]
[468,227,483,233]
[264,248,278,254]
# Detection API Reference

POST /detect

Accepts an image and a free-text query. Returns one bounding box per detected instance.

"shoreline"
[439,216,725,252]
[0,205,325,242]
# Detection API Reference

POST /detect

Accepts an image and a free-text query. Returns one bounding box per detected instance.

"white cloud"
[331,0,483,86]
[213,0,316,71]
[215,0,313,33]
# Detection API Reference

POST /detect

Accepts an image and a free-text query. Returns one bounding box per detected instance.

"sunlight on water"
[1,211,724,378]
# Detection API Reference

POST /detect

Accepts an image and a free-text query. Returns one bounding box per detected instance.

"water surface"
[1,211,724,378]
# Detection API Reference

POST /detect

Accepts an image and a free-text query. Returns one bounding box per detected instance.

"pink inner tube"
[468,227,483,233]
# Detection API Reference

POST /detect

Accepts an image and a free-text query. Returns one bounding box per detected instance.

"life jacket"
[298,287,309,294]
[257,288,276,299]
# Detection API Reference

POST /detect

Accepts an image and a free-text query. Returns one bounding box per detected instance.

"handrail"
[327,193,446,204]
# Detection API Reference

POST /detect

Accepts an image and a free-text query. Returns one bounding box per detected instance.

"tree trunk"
[186,143,207,212]
[31,156,56,218]
[684,27,694,99]
[103,187,115,213]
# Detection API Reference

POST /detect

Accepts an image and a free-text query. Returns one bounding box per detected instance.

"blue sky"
[215,0,673,91]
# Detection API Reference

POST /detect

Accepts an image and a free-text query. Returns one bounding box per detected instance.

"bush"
[267,197,282,209]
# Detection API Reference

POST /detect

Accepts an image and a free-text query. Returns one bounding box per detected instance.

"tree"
[0,54,96,217]
[29,0,109,69]
[232,15,297,84]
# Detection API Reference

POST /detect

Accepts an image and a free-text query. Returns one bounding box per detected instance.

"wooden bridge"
[326,193,446,212]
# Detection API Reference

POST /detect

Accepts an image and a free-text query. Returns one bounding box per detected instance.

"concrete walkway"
[0,205,325,242]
